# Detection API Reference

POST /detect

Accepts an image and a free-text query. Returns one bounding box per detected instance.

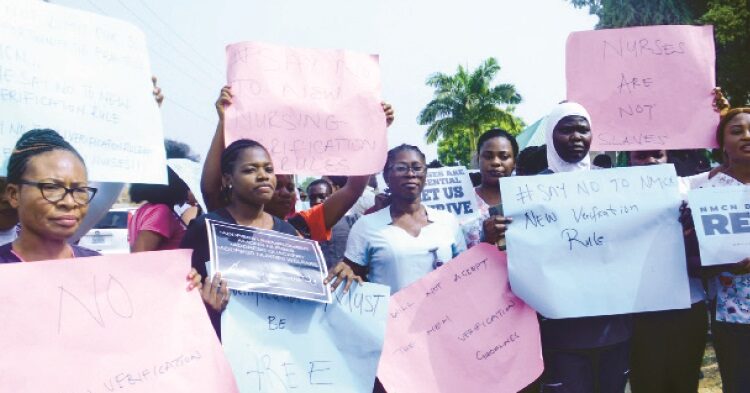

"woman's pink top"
[128,203,186,251]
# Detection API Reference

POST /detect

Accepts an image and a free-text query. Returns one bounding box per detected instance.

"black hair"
[326,176,348,188]
[592,154,613,168]
[129,167,188,206]
[7,129,85,184]
[383,144,426,175]
[220,139,269,175]
[668,149,711,177]
[306,179,333,195]
[426,159,443,169]
[516,145,548,176]
[165,139,199,161]
[477,128,519,158]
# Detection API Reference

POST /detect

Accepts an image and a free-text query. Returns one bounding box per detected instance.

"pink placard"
[225,41,387,175]
[567,25,718,150]
[0,250,239,393]
[377,244,543,393]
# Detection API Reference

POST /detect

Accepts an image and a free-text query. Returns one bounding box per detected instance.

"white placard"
[0,0,166,183]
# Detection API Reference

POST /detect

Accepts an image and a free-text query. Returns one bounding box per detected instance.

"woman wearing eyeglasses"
[343,144,467,294]
[0,129,201,291]
[1,129,101,260]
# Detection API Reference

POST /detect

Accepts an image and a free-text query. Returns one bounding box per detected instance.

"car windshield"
[94,211,128,229]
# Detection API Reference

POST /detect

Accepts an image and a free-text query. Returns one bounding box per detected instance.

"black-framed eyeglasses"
[388,164,426,175]
[18,180,98,205]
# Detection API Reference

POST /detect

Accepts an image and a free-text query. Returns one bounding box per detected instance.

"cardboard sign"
[378,244,543,393]
[222,283,391,393]
[224,41,387,175]
[689,186,750,266]
[567,25,718,150]
[0,250,238,392]
[207,219,331,303]
[0,0,167,183]
[500,165,690,318]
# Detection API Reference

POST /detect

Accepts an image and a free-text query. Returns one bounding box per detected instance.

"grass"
[699,342,722,393]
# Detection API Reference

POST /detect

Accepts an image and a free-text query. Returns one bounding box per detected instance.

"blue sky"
[54,0,597,162]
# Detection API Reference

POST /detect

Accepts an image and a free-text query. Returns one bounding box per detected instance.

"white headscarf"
[544,102,592,173]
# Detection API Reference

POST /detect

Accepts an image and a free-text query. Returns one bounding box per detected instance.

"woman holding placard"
[196,86,391,283]
[180,138,304,322]
[685,107,750,393]
[474,128,517,248]
[623,148,710,393]
[0,129,201,292]
[201,86,393,245]
[343,144,467,293]
[531,102,632,393]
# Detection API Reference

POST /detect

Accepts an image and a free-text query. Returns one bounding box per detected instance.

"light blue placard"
[222,283,390,393]
[688,186,750,266]
[499,165,690,318]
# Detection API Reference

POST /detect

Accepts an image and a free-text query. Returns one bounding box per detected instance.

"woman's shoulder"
[354,205,392,227]
[272,216,299,236]
[71,244,101,258]
[0,242,18,263]
[191,208,234,226]
[135,202,170,215]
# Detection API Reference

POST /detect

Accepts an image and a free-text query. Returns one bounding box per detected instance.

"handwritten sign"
[0,0,167,183]
[377,244,542,393]
[224,41,387,175]
[688,186,750,266]
[500,165,690,318]
[222,283,391,393]
[0,250,238,392]
[567,25,718,150]
[207,219,331,303]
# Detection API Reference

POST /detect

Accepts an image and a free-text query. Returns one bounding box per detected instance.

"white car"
[78,208,133,254]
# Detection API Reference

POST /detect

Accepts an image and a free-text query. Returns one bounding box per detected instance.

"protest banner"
[422,166,480,222]
[0,250,238,392]
[168,158,207,212]
[207,219,331,303]
[500,165,690,318]
[0,0,167,184]
[377,244,542,393]
[421,166,483,247]
[222,283,391,393]
[224,41,387,175]
[567,25,718,150]
[688,186,750,266]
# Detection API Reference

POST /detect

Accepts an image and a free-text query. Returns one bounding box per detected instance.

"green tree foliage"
[436,117,524,167]
[418,58,525,167]
[701,0,750,105]
[569,0,750,106]
[569,0,701,27]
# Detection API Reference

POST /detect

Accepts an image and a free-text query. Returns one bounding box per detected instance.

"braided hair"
[7,129,85,184]
[221,139,269,175]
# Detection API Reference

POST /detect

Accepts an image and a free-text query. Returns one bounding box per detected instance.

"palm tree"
[418,58,523,161]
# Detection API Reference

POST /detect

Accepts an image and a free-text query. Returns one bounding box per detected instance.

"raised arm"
[320,102,395,229]
[201,86,232,211]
